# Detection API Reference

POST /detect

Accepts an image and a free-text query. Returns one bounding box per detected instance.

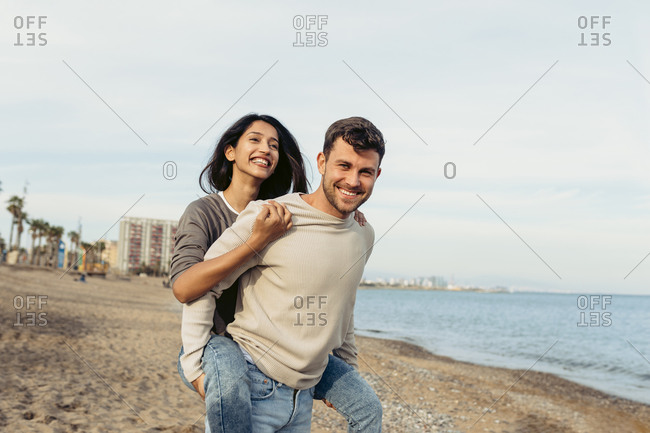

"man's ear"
[375,167,382,179]
[317,152,326,175]
[225,145,236,162]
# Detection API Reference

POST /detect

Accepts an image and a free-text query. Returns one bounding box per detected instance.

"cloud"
[2,0,649,294]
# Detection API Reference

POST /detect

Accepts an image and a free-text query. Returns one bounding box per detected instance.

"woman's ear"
[225,145,236,162]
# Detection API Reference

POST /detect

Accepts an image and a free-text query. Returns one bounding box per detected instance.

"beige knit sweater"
[180,193,374,389]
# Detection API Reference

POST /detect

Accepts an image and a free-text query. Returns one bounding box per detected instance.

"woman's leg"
[178,335,252,433]
[314,354,382,432]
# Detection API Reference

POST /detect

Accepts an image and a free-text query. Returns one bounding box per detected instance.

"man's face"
[318,137,381,218]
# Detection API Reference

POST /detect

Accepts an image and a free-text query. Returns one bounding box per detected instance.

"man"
[181,116,385,431]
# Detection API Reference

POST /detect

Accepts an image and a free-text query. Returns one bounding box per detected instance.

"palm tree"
[28,218,38,264]
[16,210,27,255]
[37,221,50,266]
[6,195,24,251]
[44,224,54,267]
[68,231,80,269]
[47,225,65,268]
[29,219,47,265]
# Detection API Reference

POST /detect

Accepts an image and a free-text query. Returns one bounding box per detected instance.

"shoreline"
[358,284,508,293]
[312,336,650,432]
[355,330,649,408]
[1,265,649,432]
[359,284,650,297]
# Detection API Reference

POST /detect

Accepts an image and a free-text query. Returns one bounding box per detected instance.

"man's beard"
[322,180,369,217]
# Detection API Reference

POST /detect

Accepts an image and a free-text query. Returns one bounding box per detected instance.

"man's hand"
[192,373,206,401]
[322,399,336,410]
[249,201,293,250]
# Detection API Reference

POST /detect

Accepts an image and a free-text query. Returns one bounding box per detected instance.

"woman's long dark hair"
[199,114,309,199]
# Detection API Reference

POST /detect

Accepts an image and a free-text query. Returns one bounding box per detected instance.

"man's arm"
[332,313,359,369]
[331,225,375,368]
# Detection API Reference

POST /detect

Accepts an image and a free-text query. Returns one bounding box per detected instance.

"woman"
[172,114,381,432]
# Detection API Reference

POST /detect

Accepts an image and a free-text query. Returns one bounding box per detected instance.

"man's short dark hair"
[323,117,385,165]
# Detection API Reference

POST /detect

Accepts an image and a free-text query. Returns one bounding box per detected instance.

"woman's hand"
[173,201,292,303]
[353,209,366,226]
[192,373,206,401]
[249,201,293,251]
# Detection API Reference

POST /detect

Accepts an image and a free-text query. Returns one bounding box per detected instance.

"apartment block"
[117,217,178,275]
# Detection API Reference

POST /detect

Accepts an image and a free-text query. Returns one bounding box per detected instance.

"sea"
[353,289,650,405]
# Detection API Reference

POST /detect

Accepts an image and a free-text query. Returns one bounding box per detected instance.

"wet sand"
[1,265,648,432]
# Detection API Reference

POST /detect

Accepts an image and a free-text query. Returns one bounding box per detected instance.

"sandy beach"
[1,265,649,433]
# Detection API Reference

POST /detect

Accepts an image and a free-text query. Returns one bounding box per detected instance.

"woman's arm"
[179,292,218,384]
[173,201,292,303]
[179,200,287,383]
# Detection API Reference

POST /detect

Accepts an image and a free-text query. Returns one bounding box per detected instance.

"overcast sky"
[1,0,649,294]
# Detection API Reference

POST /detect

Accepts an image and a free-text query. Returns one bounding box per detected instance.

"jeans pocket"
[248,364,275,400]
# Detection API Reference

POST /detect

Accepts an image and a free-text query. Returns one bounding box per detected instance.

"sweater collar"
[293,193,355,227]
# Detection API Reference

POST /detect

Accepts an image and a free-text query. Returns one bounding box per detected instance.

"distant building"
[117,217,178,275]
[101,239,119,270]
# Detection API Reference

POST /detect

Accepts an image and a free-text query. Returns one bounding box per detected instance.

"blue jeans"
[247,360,314,432]
[315,354,383,432]
[178,339,382,432]
[178,335,252,433]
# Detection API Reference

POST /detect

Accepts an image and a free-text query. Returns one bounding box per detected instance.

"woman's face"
[226,120,280,183]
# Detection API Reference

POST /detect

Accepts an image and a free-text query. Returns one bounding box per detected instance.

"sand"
[1,265,649,433]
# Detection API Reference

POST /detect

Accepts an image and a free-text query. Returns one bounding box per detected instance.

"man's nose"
[345,172,361,187]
